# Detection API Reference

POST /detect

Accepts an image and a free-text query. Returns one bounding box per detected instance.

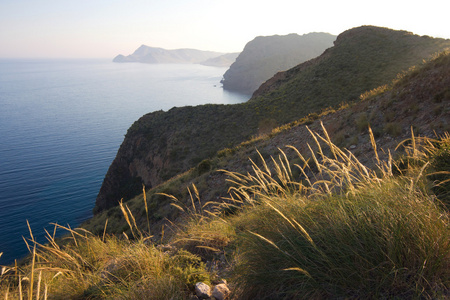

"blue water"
[0,59,248,265]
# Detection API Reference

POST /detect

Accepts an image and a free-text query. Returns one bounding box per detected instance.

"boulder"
[195,282,211,299]
[212,283,230,300]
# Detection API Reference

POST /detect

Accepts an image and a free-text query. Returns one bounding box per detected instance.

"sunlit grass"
[174,123,450,299]
[0,202,212,299]
[2,123,449,299]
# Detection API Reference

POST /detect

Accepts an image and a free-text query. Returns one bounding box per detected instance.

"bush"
[197,159,212,175]
[384,122,402,136]
[355,113,369,132]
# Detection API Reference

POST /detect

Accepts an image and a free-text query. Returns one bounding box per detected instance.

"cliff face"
[94,106,257,212]
[113,45,230,66]
[221,32,336,94]
[94,26,450,213]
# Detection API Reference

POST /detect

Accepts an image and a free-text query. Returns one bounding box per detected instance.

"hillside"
[95,26,450,213]
[221,32,336,94]
[113,45,229,65]
[88,49,450,237]
[251,26,450,122]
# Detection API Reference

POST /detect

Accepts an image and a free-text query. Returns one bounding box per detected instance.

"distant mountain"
[221,32,336,94]
[200,52,240,67]
[113,45,234,66]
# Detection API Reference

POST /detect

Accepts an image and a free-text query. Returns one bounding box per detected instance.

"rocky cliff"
[94,26,450,213]
[94,105,257,212]
[221,32,336,94]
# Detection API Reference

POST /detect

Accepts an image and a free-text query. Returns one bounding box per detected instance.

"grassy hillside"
[251,26,450,122]
[3,27,449,299]
[87,49,450,237]
[2,107,449,298]
[95,26,450,213]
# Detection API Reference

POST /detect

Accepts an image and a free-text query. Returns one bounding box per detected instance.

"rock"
[156,244,176,252]
[195,282,211,299]
[212,283,230,300]
[100,258,122,281]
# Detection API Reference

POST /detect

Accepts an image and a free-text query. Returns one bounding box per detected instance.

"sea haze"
[0,59,248,265]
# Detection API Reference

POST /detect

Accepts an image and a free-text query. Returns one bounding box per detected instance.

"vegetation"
[0,213,213,299]
[224,128,450,299]
[2,125,449,299]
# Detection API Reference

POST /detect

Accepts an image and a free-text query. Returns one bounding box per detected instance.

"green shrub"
[384,122,402,137]
[197,159,212,175]
[355,113,369,132]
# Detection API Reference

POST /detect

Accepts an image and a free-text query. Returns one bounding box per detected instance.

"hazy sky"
[1,0,449,58]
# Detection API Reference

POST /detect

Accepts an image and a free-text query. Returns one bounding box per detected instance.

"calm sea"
[0,59,248,265]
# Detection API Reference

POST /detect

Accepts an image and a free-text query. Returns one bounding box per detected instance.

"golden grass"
[2,123,448,299]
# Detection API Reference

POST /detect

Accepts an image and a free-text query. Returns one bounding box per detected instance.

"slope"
[94,26,450,213]
[85,49,450,248]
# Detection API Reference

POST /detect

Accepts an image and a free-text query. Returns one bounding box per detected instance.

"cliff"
[94,26,450,213]
[221,32,336,94]
[113,45,230,66]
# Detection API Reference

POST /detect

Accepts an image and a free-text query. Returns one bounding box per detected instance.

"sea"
[0,59,249,265]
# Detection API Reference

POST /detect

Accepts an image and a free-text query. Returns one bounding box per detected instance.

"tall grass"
[1,217,212,299]
[216,123,449,299]
[2,124,448,299]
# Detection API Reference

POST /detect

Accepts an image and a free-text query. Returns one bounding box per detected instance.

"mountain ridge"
[95,26,450,214]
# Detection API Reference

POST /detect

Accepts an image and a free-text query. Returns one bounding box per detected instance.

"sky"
[1,0,449,59]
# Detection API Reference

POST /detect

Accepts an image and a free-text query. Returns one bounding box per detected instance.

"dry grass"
[174,123,450,299]
[1,214,212,299]
[2,124,448,299]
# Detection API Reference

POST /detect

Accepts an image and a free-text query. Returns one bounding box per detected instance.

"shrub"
[355,113,369,132]
[384,122,402,137]
[197,159,212,175]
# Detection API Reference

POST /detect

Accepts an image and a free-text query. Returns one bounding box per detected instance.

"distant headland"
[113,45,239,67]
